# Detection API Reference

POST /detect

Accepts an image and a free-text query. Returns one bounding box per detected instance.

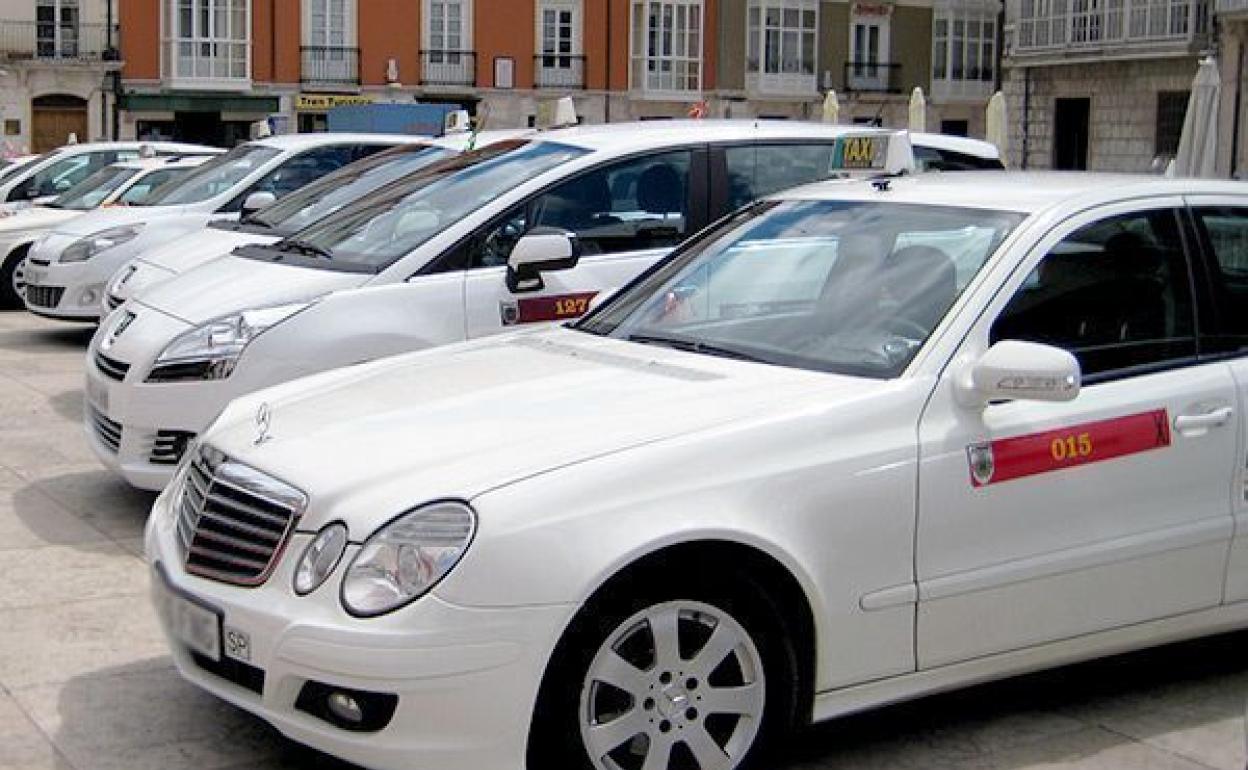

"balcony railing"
[420,50,476,86]
[843,61,903,94]
[0,21,119,62]
[301,46,360,86]
[534,54,586,89]
[1219,0,1248,14]
[745,70,819,96]
[1015,0,1210,53]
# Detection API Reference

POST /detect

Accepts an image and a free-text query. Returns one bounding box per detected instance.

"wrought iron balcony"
[0,21,118,62]
[534,54,586,89]
[301,46,360,86]
[843,61,903,94]
[420,50,476,87]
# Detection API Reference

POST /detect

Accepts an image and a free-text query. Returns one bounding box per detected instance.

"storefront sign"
[296,94,375,112]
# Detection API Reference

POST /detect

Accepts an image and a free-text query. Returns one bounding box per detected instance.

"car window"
[991,209,1196,380]
[724,143,839,211]
[1192,207,1248,354]
[49,165,141,210]
[914,146,1004,171]
[11,151,116,200]
[241,145,364,202]
[139,144,281,206]
[117,168,187,205]
[528,150,692,256]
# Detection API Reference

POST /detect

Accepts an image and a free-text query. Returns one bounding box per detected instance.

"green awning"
[121,92,281,114]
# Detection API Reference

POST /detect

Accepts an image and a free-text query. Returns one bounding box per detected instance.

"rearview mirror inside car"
[507,228,581,293]
[962,340,1081,406]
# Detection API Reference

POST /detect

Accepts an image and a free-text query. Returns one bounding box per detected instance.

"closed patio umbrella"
[1171,57,1219,178]
[908,87,927,133]
[986,91,1009,167]
[822,90,840,124]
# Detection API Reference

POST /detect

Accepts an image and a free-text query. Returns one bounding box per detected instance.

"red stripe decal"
[501,292,598,326]
[968,409,1170,488]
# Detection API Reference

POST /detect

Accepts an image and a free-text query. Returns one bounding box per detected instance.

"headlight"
[146,302,309,383]
[341,501,477,617]
[60,225,144,263]
[294,523,349,595]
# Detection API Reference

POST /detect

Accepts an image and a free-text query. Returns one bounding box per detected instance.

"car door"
[461,148,706,337]
[1185,199,1248,604]
[916,199,1237,668]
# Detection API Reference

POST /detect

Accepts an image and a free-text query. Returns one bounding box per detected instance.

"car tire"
[0,245,28,310]
[528,570,799,770]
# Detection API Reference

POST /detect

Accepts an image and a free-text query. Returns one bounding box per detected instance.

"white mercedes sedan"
[146,171,1248,770]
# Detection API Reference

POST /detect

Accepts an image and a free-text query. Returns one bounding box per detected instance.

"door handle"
[1174,406,1234,435]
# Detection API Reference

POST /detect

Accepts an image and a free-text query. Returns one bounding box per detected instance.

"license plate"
[154,568,221,661]
[86,374,109,414]
[25,268,46,285]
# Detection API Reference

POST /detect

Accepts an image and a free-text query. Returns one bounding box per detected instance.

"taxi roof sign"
[827,131,915,178]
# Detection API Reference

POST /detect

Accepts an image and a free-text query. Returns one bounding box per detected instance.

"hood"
[135,227,277,274]
[0,206,79,233]
[136,253,369,325]
[50,204,192,237]
[204,327,878,534]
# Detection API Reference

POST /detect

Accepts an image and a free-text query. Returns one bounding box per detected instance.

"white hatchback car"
[24,132,421,321]
[146,172,1248,770]
[2,154,220,307]
[89,123,999,490]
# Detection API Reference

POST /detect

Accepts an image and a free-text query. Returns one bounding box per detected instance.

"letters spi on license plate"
[154,570,221,661]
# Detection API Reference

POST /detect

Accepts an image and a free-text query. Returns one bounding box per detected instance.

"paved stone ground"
[0,309,1244,770]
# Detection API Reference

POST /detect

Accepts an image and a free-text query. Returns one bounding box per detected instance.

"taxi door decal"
[968,409,1170,488]
[500,292,598,326]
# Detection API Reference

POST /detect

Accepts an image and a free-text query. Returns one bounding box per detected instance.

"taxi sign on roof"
[828,131,915,177]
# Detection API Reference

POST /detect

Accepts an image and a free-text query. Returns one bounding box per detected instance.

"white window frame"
[422,0,474,85]
[745,0,819,96]
[931,1,997,101]
[36,0,80,58]
[303,0,356,48]
[302,0,357,85]
[536,0,584,88]
[847,4,891,92]
[162,0,252,89]
[629,0,705,99]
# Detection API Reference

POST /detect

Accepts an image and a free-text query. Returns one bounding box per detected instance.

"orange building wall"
[475,3,536,88]
[120,0,161,81]
[359,0,421,86]
[252,0,302,85]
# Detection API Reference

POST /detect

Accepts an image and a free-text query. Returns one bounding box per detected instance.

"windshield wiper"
[628,333,765,363]
[276,238,333,260]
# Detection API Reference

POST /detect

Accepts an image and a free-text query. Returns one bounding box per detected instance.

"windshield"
[116,167,190,205]
[579,199,1024,379]
[0,155,42,186]
[50,165,140,210]
[260,139,588,270]
[247,145,452,234]
[138,145,280,206]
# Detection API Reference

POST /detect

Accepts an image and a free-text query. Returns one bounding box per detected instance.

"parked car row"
[31,124,1248,770]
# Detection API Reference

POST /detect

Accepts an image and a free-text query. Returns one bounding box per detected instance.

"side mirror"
[506,228,581,293]
[962,340,1081,406]
[240,191,276,219]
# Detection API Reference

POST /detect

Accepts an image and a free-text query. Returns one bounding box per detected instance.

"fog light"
[80,286,102,305]
[327,692,363,724]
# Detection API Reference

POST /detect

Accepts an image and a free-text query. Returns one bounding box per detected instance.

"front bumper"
[145,491,572,770]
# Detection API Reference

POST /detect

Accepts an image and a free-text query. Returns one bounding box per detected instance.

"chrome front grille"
[150,430,195,466]
[26,285,64,308]
[89,407,122,453]
[94,351,131,382]
[176,446,307,587]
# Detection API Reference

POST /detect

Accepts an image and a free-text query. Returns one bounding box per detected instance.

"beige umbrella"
[1171,57,1219,178]
[908,87,926,132]
[822,90,840,124]
[986,91,1009,167]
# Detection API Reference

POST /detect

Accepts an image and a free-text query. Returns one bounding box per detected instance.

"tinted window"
[240,145,363,203]
[529,150,692,256]
[914,146,1004,171]
[50,165,140,210]
[991,209,1196,379]
[117,168,189,205]
[724,143,839,211]
[140,144,281,206]
[1193,207,1248,353]
[10,151,119,200]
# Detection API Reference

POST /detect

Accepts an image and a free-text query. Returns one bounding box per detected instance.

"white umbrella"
[1171,57,1219,178]
[822,90,840,124]
[986,91,1009,167]
[908,87,926,132]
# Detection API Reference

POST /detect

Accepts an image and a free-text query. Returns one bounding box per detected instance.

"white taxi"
[24,132,420,321]
[89,123,999,490]
[146,172,1248,770]
[6,154,219,307]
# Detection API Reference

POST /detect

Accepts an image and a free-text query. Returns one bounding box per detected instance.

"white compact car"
[102,130,530,313]
[145,171,1248,770]
[2,154,219,307]
[88,123,999,490]
[24,132,422,321]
